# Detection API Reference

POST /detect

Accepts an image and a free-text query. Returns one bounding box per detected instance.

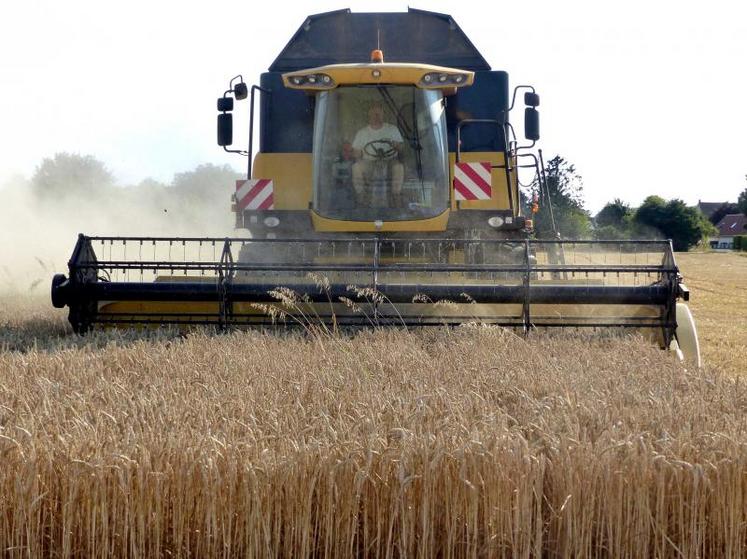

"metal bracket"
[218,238,235,330]
[678,282,690,302]
[522,239,532,334]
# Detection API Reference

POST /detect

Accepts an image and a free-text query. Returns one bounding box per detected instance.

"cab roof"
[269,8,491,72]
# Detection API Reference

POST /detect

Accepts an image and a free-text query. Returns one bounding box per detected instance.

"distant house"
[711,213,747,249]
[698,200,727,221]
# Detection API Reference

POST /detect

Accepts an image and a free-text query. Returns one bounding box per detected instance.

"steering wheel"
[363,139,398,160]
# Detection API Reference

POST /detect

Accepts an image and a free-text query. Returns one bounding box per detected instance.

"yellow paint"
[252,153,312,210]
[449,152,519,214]
[251,150,520,226]
[310,209,450,232]
[283,63,474,90]
[100,300,220,318]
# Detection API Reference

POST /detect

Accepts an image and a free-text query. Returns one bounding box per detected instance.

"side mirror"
[217,113,233,146]
[524,92,540,107]
[525,108,540,141]
[217,97,234,112]
[234,82,248,100]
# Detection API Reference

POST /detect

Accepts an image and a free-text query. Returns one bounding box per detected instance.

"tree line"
[528,156,747,251]
[29,152,242,205]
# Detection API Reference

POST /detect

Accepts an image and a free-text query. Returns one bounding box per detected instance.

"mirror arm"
[229,75,244,91]
[508,85,536,112]
[506,121,518,147]
[515,139,536,151]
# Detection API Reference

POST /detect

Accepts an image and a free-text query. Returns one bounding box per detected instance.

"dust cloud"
[0,171,236,295]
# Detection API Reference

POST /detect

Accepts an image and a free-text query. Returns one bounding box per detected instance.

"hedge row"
[733,235,747,251]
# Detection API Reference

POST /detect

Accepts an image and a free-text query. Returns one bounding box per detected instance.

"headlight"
[420,72,470,87]
[286,73,335,89]
[263,216,280,228]
[487,216,504,228]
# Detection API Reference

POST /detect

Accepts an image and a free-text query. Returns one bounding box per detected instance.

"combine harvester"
[51,9,700,364]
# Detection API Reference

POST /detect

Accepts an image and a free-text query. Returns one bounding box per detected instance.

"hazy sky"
[1,0,745,212]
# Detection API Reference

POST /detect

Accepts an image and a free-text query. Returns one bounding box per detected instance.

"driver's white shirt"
[352,123,403,160]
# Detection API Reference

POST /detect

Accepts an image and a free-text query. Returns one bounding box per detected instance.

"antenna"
[371,28,384,63]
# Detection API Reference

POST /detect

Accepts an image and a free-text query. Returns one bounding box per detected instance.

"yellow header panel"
[252,153,311,210]
[311,209,450,233]
[282,63,474,91]
[252,152,519,219]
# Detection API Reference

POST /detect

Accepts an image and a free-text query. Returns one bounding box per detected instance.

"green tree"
[738,181,747,215]
[592,225,627,240]
[31,152,114,200]
[593,198,635,239]
[595,198,632,228]
[633,196,716,251]
[531,155,591,239]
[709,202,740,225]
[634,195,667,229]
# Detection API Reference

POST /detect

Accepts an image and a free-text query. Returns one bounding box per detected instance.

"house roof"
[698,201,727,219]
[716,213,747,237]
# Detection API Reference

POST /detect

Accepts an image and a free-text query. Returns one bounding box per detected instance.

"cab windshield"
[312,86,449,221]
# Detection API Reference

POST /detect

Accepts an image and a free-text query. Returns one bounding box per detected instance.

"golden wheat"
[676,252,747,376]
[0,252,745,557]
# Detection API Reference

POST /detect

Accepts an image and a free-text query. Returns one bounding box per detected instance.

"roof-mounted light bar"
[283,63,474,91]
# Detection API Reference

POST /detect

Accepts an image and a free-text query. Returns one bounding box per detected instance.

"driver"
[351,102,404,205]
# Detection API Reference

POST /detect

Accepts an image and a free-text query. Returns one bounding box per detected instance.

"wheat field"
[0,252,745,557]
[676,252,747,377]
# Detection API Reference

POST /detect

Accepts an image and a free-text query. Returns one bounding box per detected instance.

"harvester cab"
[224,58,476,229]
[50,9,700,366]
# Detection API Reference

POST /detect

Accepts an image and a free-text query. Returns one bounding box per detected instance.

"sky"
[1,0,745,213]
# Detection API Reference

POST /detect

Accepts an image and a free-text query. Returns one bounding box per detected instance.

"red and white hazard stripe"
[235,179,274,210]
[453,162,492,201]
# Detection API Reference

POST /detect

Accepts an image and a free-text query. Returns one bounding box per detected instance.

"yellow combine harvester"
[50,9,700,364]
